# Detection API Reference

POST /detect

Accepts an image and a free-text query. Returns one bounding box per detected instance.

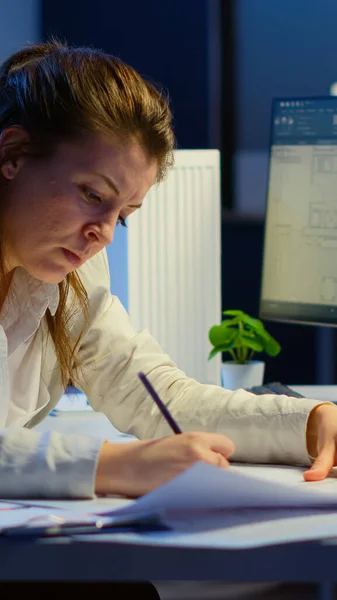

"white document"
[5,463,337,547]
[75,508,337,549]
[71,463,337,549]
[0,497,136,533]
[0,507,55,530]
[0,501,158,534]
[14,496,133,514]
[8,463,337,524]
[107,462,337,517]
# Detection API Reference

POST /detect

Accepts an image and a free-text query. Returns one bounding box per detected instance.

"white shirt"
[0,249,322,498]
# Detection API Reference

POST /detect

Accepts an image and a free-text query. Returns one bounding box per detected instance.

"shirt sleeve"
[0,428,104,498]
[75,266,323,468]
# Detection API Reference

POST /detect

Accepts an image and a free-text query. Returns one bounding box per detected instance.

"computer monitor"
[259,96,337,327]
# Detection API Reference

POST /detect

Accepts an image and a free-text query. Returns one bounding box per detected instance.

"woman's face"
[0,130,158,283]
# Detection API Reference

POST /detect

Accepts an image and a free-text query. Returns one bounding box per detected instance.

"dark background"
[41,0,337,384]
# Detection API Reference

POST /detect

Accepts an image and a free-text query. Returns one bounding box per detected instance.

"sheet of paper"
[0,501,28,510]
[5,463,337,545]
[230,463,337,489]
[0,507,54,529]
[69,462,337,548]
[105,461,337,517]
[4,463,337,547]
[74,507,337,549]
[9,496,133,514]
[7,462,337,523]
[0,501,161,533]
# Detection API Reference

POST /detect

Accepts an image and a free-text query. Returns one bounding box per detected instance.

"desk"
[6,386,337,599]
[291,385,337,403]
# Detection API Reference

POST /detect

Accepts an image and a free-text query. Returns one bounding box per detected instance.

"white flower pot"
[220,360,265,391]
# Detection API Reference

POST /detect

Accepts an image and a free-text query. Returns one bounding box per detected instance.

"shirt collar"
[0,268,60,358]
[6,267,60,320]
[20,268,60,317]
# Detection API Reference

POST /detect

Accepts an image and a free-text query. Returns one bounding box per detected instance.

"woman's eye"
[81,187,102,203]
[118,216,127,228]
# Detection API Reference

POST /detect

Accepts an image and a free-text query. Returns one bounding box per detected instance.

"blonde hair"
[0,39,175,389]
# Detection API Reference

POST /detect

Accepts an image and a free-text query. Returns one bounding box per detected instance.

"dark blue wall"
[235,0,337,151]
[42,0,215,150]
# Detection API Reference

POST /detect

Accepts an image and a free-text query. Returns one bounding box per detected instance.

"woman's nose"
[83,218,117,247]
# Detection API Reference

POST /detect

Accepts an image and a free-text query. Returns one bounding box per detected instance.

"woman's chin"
[24,262,71,284]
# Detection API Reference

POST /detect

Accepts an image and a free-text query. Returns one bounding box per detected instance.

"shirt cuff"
[0,429,105,498]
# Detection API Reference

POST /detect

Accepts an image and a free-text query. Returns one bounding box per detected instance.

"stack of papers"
[104,462,337,515]
[0,498,162,537]
[72,463,337,549]
[4,463,337,548]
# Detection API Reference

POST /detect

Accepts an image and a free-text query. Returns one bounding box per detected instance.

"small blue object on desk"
[49,386,92,416]
[246,382,305,397]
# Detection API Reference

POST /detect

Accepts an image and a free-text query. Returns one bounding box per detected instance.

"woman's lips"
[62,248,81,267]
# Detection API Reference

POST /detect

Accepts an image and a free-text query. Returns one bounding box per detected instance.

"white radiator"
[127,149,221,385]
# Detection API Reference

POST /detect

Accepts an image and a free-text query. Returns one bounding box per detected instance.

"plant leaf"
[257,334,281,356]
[233,332,264,352]
[222,309,244,317]
[237,313,265,333]
[208,347,221,360]
[208,343,236,360]
[252,327,271,341]
[209,325,236,347]
[219,319,240,330]
[210,309,282,359]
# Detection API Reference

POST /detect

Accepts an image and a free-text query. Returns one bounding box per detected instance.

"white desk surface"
[291,385,337,402]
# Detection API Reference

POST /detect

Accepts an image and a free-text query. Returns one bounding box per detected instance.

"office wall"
[0,0,39,63]
[41,0,221,150]
[234,0,337,216]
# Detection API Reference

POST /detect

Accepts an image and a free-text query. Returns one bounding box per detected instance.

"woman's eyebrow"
[88,171,143,209]
[89,171,120,195]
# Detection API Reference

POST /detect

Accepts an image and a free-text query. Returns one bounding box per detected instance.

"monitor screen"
[260,96,337,326]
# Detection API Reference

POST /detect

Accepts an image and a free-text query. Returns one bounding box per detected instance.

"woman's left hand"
[304,403,337,481]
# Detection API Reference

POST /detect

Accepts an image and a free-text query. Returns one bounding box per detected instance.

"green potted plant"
[208,309,281,390]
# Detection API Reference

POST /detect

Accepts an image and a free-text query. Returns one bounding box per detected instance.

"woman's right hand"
[95,431,235,497]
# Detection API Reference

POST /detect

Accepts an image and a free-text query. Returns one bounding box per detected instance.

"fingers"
[200,448,229,469]
[182,432,234,470]
[214,452,229,469]
[200,432,235,458]
[211,437,235,459]
[187,431,235,458]
[303,441,335,481]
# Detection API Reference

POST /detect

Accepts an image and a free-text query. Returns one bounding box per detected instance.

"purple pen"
[138,372,182,434]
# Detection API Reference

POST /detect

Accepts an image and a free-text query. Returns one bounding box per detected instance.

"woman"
[0,38,335,500]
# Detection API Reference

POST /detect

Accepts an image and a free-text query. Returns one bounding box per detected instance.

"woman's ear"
[0,126,30,180]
